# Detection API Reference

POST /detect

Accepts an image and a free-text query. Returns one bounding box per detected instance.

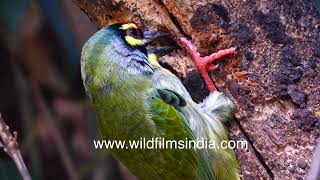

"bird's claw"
[180,37,237,92]
[208,63,219,71]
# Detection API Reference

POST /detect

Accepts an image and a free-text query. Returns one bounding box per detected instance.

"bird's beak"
[142,30,169,45]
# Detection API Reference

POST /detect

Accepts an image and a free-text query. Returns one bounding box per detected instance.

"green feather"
[81,25,240,180]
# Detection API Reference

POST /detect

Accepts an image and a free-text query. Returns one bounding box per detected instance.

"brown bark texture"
[73,0,320,179]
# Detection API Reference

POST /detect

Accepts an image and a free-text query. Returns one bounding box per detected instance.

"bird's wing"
[147,89,215,179]
[150,69,239,179]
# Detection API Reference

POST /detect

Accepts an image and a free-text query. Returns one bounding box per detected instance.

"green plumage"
[81,24,240,180]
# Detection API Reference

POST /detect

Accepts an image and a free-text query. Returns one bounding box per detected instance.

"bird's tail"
[199,91,234,123]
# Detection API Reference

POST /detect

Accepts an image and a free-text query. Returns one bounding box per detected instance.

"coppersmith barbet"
[81,22,240,180]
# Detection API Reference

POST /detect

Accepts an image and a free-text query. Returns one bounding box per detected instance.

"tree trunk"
[73,0,320,179]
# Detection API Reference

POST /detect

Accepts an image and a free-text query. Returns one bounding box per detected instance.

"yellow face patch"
[120,23,137,30]
[148,53,173,74]
[147,53,160,67]
[120,23,143,46]
[124,35,143,46]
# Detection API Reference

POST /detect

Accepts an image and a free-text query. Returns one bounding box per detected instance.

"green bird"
[81,22,240,180]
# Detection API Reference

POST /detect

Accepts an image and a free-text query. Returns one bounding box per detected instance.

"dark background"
[0,0,130,179]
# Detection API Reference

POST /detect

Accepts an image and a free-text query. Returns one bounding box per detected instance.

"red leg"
[180,37,237,92]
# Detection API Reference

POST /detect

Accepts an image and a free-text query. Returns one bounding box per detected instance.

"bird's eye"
[126,28,143,39]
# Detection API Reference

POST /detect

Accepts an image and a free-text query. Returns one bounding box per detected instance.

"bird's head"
[81,22,168,77]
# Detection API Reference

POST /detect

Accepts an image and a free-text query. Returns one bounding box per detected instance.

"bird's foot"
[180,37,237,92]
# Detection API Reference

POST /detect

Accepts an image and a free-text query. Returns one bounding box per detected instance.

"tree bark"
[73,0,320,179]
